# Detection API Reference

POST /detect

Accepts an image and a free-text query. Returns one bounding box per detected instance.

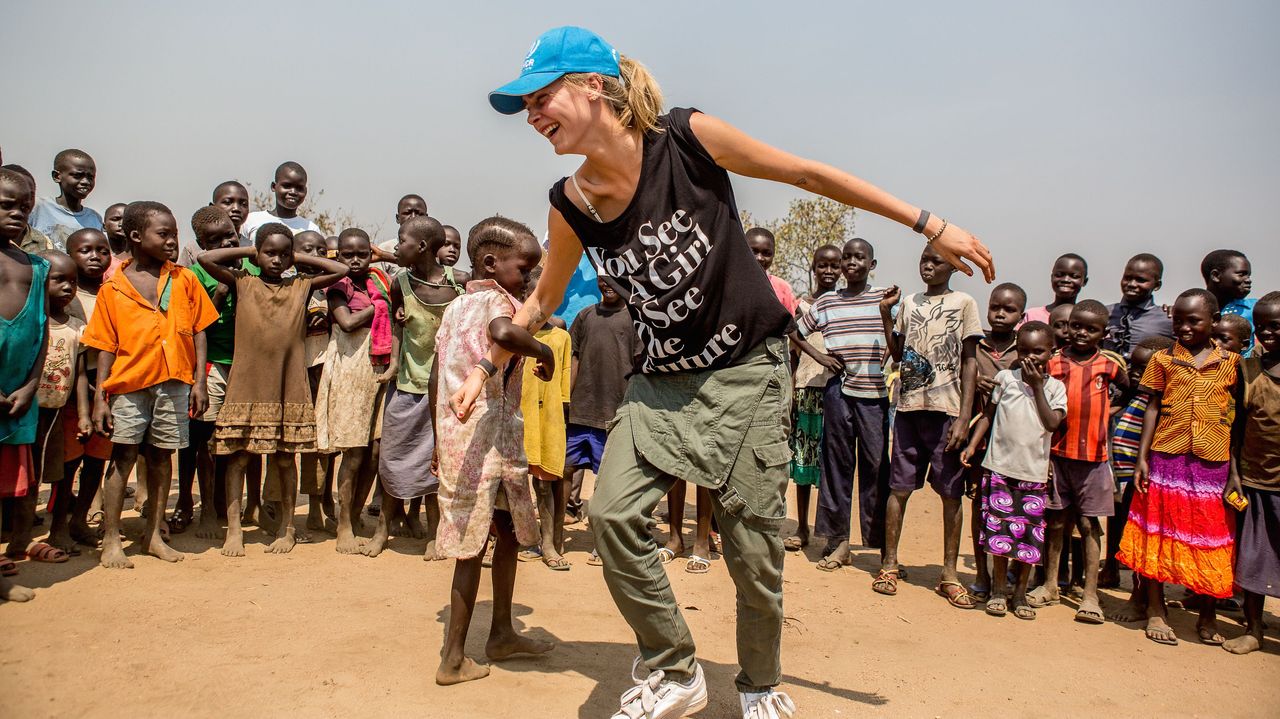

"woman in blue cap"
[454,26,996,718]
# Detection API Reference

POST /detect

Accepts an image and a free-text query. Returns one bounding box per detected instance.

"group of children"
[0,148,1276,666]
[770,231,1275,653]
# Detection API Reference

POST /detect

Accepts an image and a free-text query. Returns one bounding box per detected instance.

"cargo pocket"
[716,436,791,535]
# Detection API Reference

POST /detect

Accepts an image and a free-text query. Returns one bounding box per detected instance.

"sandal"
[1013,603,1037,620]
[936,581,977,609]
[542,555,571,571]
[969,583,991,603]
[1024,585,1059,608]
[168,509,193,535]
[685,555,710,574]
[26,541,70,563]
[518,547,544,562]
[586,550,603,566]
[656,547,678,564]
[985,597,1008,617]
[782,535,807,552]
[871,569,899,596]
[1198,624,1226,646]
[1145,618,1179,646]
[0,559,17,576]
[1074,600,1105,625]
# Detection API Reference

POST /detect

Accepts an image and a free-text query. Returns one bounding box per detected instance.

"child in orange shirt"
[81,201,220,569]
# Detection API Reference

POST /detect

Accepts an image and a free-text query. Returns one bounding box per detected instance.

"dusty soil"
[2,480,1278,719]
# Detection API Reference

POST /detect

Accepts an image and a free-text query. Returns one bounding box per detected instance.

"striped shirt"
[1141,343,1239,462]
[1049,350,1125,462]
[1111,393,1149,483]
[799,287,891,398]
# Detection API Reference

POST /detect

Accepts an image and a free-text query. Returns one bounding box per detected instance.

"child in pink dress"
[433,217,556,685]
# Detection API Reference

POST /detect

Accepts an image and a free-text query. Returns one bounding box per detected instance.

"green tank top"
[396,267,464,393]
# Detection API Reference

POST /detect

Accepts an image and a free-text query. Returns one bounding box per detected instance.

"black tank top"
[550,107,793,374]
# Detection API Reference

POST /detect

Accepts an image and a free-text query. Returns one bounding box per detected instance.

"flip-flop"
[1145,620,1179,646]
[657,547,678,564]
[985,597,1008,617]
[1025,586,1059,608]
[586,550,603,567]
[685,555,711,574]
[542,555,571,571]
[0,559,17,576]
[1198,626,1226,646]
[26,541,69,563]
[1013,603,1037,621]
[936,581,978,609]
[518,547,544,562]
[782,535,807,552]
[1074,601,1105,625]
[871,569,899,596]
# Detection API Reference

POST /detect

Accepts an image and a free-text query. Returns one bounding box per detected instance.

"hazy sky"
[4,1,1277,305]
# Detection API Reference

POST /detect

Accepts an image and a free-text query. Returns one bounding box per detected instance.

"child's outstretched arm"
[293,254,350,290]
[488,317,554,379]
[197,246,255,286]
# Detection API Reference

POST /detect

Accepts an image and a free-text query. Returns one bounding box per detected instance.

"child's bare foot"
[221,531,245,557]
[70,521,99,548]
[435,656,490,685]
[0,576,35,602]
[145,538,185,563]
[423,539,442,561]
[407,513,427,539]
[194,514,222,540]
[99,542,134,569]
[335,529,362,554]
[266,529,296,555]
[1108,599,1147,623]
[1223,634,1262,655]
[485,630,554,661]
[1145,617,1179,645]
[360,529,388,557]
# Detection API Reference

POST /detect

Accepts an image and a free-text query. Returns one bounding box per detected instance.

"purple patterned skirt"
[980,470,1048,565]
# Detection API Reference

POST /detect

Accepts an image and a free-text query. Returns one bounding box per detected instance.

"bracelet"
[926,218,948,243]
[476,359,498,378]
[913,210,931,234]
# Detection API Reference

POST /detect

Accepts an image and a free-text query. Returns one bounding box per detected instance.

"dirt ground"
[2,478,1278,719]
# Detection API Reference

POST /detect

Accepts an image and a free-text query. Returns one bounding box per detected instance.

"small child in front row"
[82,201,221,569]
[199,223,348,556]
[962,321,1066,620]
[1222,291,1280,655]
[294,230,338,534]
[433,217,554,685]
[1117,289,1241,646]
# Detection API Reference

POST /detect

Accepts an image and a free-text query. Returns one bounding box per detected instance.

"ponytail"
[563,54,665,133]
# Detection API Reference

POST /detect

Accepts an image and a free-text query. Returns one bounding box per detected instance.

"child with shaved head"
[27,149,103,252]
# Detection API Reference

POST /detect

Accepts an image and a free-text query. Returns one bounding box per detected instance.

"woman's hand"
[930,222,995,283]
[448,369,487,422]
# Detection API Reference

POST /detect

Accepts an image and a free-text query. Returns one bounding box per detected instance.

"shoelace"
[743,691,796,719]
[617,668,666,719]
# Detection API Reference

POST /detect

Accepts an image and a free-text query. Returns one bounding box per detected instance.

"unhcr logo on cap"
[523,39,541,71]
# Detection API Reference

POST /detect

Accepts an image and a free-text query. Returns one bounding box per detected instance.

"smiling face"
[255,233,294,279]
[1120,259,1161,304]
[213,184,250,231]
[1254,301,1280,356]
[337,234,372,278]
[66,229,111,280]
[132,210,179,263]
[44,253,77,309]
[1171,295,1217,349]
[747,233,775,272]
[1067,306,1108,354]
[1050,256,1087,302]
[437,226,462,266]
[0,177,33,241]
[597,277,622,306]
[522,78,602,155]
[1210,256,1253,301]
[395,196,428,225]
[917,244,954,288]
[272,168,308,211]
[987,288,1026,335]
[53,156,96,202]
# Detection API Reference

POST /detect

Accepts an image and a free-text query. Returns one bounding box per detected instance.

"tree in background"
[247,184,380,238]
[740,197,856,296]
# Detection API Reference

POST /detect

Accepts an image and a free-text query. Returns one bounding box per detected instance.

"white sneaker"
[611,657,708,719]
[740,689,796,719]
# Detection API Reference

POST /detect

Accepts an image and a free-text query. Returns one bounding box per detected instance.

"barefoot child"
[962,321,1066,620]
[365,217,462,558]
[1028,300,1126,623]
[1024,253,1087,325]
[293,231,337,535]
[33,251,89,559]
[81,201,220,568]
[1223,292,1280,655]
[966,282,1026,601]
[876,244,983,608]
[0,168,48,601]
[239,162,321,245]
[28,149,103,252]
[794,239,892,572]
[1117,289,1241,646]
[434,216,554,685]
[314,228,393,553]
[199,223,348,555]
[784,244,841,553]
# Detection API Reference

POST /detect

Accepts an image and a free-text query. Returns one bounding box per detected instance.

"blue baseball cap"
[489,26,620,115]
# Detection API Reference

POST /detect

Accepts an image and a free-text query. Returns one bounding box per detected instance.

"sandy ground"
[2,478,1278,719]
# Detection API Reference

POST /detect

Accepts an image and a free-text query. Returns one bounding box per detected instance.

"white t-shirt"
[893,290,984,416]
[982,368,1068,483]
[239,210,320,247]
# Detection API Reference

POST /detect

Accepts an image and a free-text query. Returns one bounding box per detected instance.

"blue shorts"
[565,424,607,473]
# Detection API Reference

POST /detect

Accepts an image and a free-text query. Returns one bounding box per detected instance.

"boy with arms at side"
[1024,253,1087,325]
[793,238,892,571]
[1105,253,1172,360]
[0,168,48,602]
[82,201,220,568]
[876,244,983,608]
[28,149,103,252]
[966,282,1026,600]
[239,162,321,246]
[1027,300,1127,622]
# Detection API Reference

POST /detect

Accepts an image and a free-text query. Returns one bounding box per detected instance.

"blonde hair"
[563,55,664,133]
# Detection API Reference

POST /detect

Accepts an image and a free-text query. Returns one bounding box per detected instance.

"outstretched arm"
[688,112,995,282]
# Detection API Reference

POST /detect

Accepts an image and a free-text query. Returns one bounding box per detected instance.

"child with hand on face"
[314,228,394,554]
[1024,253,1087,325]
[433,217,555,685]
[27,149,103,252]
[962,322,1067,620]
[1117,289,1241,647]
[199,223,348,556]
[783,244,841,554]
[239,162,321,246]
[81,201,221,569]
